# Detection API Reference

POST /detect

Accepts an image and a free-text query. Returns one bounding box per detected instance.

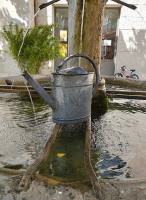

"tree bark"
[81,0,107,73]
[68,0,107,74]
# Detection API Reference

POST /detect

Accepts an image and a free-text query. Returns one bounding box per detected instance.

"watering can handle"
[56,54,99,96]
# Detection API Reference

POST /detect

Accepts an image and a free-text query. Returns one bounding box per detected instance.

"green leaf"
[1,24,60,74]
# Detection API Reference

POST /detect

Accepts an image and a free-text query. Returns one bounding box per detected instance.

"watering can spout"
[22,71,56,110]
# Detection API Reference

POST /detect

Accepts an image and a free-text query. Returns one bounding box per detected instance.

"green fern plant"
[1,23,60,74]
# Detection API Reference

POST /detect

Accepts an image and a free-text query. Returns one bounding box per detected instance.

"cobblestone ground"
[1,174,146,199]
[0,174,96,200]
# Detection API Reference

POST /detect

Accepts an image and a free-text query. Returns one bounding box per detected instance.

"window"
[103,8,119,33]
[102,8,120,59]
[54,7,68,59]
[54,6,120,62]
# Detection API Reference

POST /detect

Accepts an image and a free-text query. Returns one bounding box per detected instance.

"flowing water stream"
[10,8,41,126]
[17,9,40,62]
[135,10,146,27]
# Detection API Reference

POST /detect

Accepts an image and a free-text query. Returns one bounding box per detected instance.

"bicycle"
[114,66,139,79]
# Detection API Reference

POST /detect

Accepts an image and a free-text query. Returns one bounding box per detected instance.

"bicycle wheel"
[114,73,123,78]
[130,74,139,79]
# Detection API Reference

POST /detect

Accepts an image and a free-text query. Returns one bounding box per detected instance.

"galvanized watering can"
[22,54,99,124]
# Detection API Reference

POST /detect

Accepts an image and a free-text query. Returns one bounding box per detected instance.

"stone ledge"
[103,75,146,89]
[96,178,146,200]
[0,74,53,86]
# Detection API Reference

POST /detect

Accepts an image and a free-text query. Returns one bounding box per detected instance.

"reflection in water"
[91,98,146,179]
[0,92,146,180]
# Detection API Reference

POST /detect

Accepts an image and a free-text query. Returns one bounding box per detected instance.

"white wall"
[0,0,34,76]
[115,0,146,80]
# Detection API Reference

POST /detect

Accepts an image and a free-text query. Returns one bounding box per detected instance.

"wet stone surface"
[98,179,146,200]
[0,174,96,200]
[1,174,146,200]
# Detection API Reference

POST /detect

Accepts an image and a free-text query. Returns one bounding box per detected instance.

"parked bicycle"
[114,66,139,79]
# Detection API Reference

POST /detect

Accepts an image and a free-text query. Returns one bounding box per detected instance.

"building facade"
[0,0,146,79]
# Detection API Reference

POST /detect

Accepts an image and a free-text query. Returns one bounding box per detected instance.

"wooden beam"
[111,0,137,10]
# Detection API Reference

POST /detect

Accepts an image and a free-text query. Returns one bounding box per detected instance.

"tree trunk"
[68,0,107,74]
[81,0,107,73]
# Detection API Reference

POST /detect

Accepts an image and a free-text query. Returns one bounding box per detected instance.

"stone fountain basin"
[0,75,146,200]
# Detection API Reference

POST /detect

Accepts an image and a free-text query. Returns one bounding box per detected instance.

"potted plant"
[1,23,60,74]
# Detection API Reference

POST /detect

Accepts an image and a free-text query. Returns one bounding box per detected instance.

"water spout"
[112,0,137,10]
[39,0,61,10]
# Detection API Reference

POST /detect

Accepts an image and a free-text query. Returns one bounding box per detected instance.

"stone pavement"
[1,173,146,200]
[0,174,96,200]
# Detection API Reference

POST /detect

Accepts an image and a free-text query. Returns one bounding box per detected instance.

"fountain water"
[135,10,146,26]
[0,91,145,179]
[17,8,40,126]
[17,10,40,63]
[16,1,60,125]
[24,81,38,126]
